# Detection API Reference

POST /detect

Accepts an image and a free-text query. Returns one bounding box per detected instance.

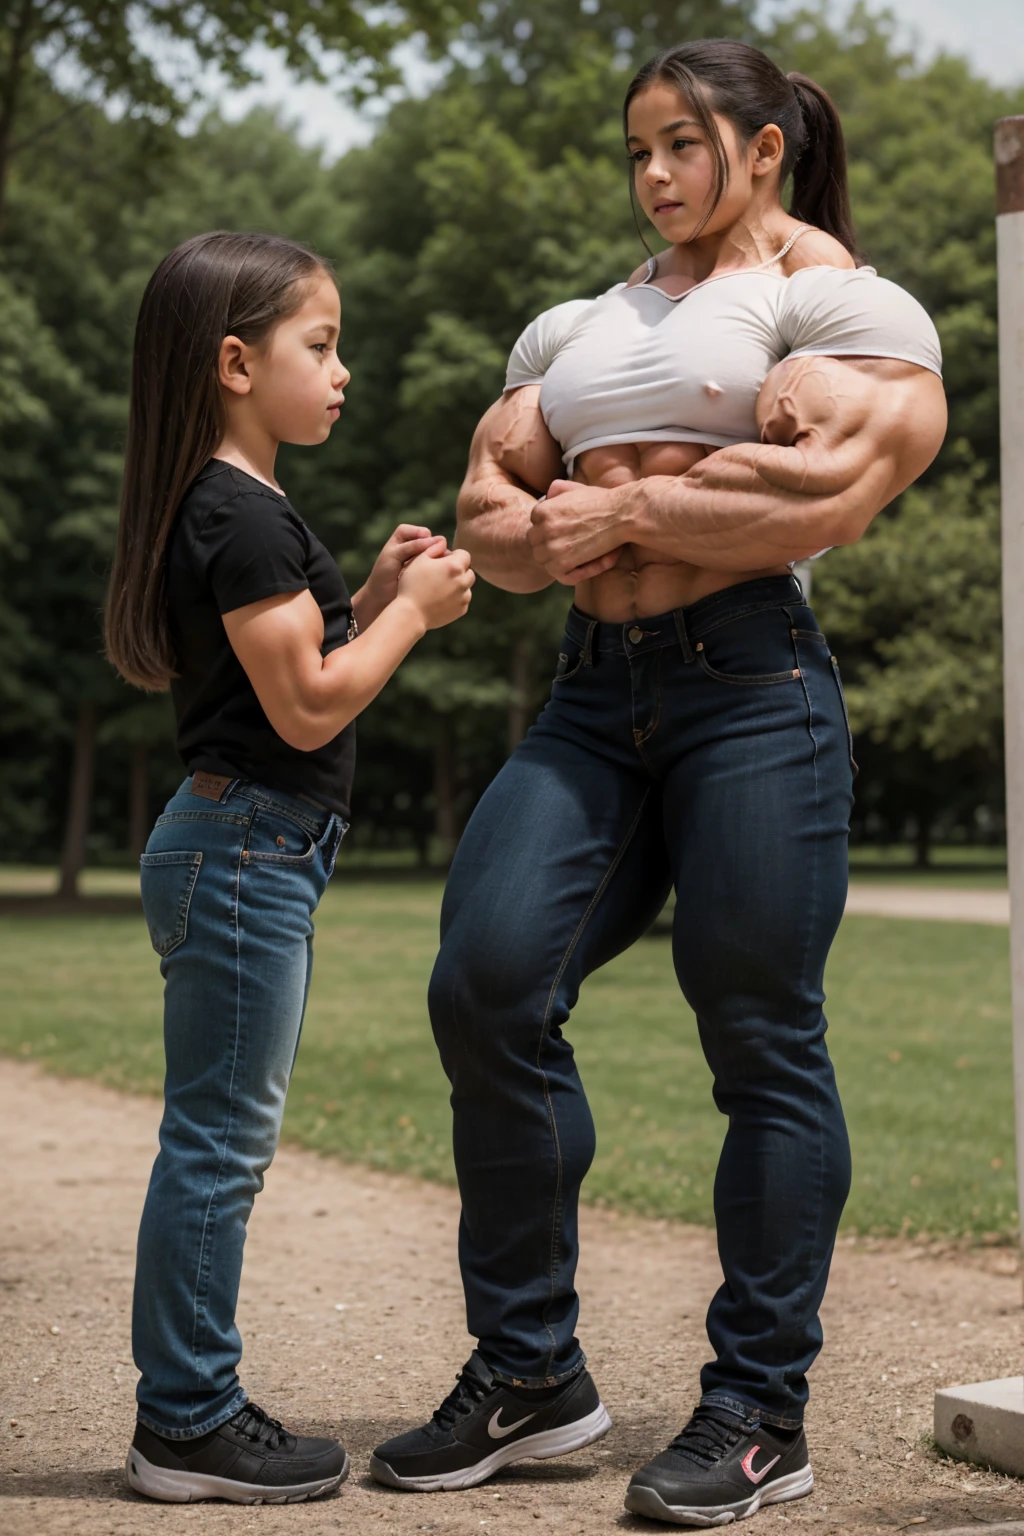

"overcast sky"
[211,0,1023,160]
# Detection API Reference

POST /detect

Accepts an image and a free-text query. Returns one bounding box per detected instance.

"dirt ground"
[2,1061,1024,1536]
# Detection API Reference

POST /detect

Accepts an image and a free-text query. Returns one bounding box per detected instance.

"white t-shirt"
[505,262,942,471]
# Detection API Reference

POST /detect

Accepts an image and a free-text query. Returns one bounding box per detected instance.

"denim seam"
[700,1392,803,1432]
[535,786,653,1375]
[696,651,801,688]
[633,649,663,746]
[136,1387,249,1441]
[792,626,830,1421]
[161,853,203,958]
[228,784,328,839]
[187,810,252,1425]
[688,594,801,641]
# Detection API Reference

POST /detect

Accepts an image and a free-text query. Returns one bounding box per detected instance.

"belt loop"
[582,618,597,667]
[673,608,694,663]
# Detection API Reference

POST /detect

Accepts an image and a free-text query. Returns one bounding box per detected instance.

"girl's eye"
[628,150,650,165]
[312,343,328,355]
[672,138,696,151]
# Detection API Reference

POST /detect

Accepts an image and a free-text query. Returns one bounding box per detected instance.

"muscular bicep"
[460,388,563,505]
[750,353,947,537]
[221,590,327,749]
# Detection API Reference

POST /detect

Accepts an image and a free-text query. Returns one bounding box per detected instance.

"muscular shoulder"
[781,226,856,275]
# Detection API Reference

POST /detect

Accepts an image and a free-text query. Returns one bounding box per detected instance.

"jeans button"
[628,626,643,644]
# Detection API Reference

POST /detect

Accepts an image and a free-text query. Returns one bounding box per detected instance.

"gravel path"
[2,1060,1024,1535]
[844,886,1010,925]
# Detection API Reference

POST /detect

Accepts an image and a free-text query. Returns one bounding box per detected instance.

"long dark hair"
[623,39,859,258]
[105,230,332,691]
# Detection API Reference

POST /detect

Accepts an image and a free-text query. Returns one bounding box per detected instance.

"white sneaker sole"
[370,1401,613,1492]
[623,1464,814,1527]
[125,1445,349,1504]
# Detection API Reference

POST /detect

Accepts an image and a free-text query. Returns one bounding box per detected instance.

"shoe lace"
[666,1405,750,1468]
[231,1402,296,1452]
[432,1365,491,1432]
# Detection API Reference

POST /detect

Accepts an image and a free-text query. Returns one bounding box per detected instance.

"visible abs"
[571,440,786,622]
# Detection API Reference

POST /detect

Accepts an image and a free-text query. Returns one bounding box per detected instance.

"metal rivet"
[628,626,644,644]
[276,835,286,847]
[831,655,837,663]
[696,642,704,651]
[791,627,798,637]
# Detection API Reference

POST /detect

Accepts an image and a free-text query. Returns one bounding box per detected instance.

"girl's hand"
[354,525,448,627]
[397,547,475,630]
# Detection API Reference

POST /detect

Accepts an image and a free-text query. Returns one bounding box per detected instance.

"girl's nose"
[335,359,352,389]
[644,158,671,187]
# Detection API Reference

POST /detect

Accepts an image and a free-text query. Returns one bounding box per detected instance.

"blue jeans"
[429,575,854,1428]
[132,776,344,1437]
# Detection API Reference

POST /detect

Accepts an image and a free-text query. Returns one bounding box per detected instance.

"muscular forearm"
[456,479,553,594]
[619,439,895,569]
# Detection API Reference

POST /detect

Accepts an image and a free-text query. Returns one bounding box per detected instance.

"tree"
[0,0,479,219]
[1,3,1019,876]
[813,456,1004,863]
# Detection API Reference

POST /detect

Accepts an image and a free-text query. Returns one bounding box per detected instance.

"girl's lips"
[653,201,683,214]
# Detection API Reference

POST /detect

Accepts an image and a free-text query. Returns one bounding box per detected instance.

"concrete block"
[934,1376,1024,1476]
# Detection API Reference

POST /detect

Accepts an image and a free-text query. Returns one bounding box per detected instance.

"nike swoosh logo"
[487,1408,537,1440]
[741,1446,781,1485]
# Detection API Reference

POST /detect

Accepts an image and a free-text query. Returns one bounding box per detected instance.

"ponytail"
[624,41,862,261]
[787,73,859,259]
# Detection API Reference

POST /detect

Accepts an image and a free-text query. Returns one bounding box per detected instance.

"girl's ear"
[750,122,785,179]
[218,335,252,395]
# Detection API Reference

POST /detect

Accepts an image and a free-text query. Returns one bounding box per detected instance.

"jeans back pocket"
[139,851,202,956]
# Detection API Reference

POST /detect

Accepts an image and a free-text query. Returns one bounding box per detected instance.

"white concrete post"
[997,118,1024,1282]
[933,117,1024,1477]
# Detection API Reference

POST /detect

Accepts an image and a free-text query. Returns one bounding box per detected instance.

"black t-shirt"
[166,460,356,818]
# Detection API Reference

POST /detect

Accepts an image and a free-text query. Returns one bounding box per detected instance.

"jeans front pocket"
[243,805,320,865]
[695,607,809,686]
[139,851,203,956]
[553,648,584,684]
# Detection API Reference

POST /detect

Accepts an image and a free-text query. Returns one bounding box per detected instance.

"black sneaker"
[126,1402,349,1504]
[370,1350,611,1492]
[624,1403,813,1526]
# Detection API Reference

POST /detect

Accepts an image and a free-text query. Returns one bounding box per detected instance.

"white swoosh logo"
[741,1446,781,1485]
[487,1408,536,1440]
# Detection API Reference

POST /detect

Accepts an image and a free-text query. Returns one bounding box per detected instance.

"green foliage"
[816,460,1002,762]
[0,886,1014,1240]
[0,3,1018,862]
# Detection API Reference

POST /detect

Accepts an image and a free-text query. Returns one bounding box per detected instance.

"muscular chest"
[539,281,786,458]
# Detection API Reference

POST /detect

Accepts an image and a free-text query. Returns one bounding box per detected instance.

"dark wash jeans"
[428,574,854,1428]
[132,776,344,1437]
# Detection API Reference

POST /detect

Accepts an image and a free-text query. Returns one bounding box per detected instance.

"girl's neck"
[213,431,282,493]
[662,199,794,285]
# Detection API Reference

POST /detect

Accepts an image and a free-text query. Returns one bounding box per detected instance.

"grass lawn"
[0,876,1014,1241]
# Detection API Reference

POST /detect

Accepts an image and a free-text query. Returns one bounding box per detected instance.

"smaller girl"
[105,229,474,1505]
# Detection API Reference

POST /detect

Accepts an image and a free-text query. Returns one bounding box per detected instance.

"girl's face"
[221,272,351,445]
[626,82,783,244]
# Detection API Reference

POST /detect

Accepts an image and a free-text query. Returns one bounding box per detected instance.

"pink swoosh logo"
[741,1445,781,1485]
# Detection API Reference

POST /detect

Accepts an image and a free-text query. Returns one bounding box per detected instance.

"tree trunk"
[0,0,35,226]
[129,743,150,860]
[507,636,532,756]
[58,702,98,900]
[914,813,933,870]
[433,715,457,865]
